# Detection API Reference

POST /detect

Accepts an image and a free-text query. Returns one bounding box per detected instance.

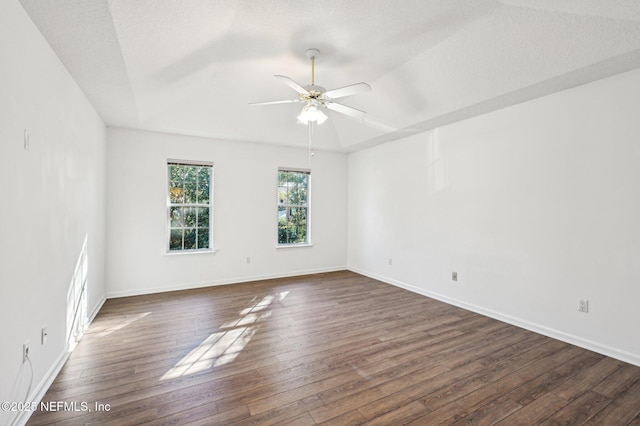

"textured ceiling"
[19,0,640,152]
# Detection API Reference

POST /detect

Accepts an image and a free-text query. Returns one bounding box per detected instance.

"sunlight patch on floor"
[92,312,151,338]
[161,291,289,380]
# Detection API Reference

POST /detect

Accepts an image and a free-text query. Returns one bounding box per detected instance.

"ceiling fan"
[250,48,371,125]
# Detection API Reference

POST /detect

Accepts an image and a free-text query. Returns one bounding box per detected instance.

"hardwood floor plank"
[544,354,623,401]
[316,409,367,426]
[584,378,640,425]
[425,338,565,416]
[495,393,566,425]
[388,338,564,424]
[364,400,431,426]
[227,395,323,426]
[309,362,449,423]
[316,353,440,406]
[131,400,217,426]
[182,404,251,426]
[418,337,565,412]
[246,367,362,415]
[628,415,640,426]
[592,362,640,398]
[506,350,604,406]
[355,360,486,420]
[25,271,640,425]
[449,396,523,425]
[542,390,611,425]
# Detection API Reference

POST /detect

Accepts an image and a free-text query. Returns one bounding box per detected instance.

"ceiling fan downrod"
[306,48,320,86]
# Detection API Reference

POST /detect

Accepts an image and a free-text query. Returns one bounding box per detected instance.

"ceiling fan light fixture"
[297,103,327,125]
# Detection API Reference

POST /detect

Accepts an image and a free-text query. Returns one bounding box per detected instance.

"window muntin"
[278,169,310,245]
[168,161,212,252]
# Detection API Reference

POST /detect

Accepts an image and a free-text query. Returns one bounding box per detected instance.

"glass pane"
[278,225,291,244]
[197,167,210,204]
[170,207,183,227]
[288,226,299,243]
[197,228,209,249]
[169,165,185,182]
[184,207,196,227]
[197,181,209,204]
[184,229,197,249]
[299,173,308,188]
[185,167,197,183]
[170,229,183,250]
[296,225,307,243]
[277,186,288,204]
[197,166,210,181]
[198,189,209,204]
[291,186,307,205]
[289,207,307,224]
[169,165,185,203]
[278,206,286,221]
[197,207,209,227]
[169,176,183,188]
[184,183,197,204]
[169,186,184,203]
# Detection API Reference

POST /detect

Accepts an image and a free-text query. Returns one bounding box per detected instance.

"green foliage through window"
[278,169,310,244]
[168,162,212,251]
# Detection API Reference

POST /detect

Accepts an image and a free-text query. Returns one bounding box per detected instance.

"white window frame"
[277,168,311,246]
[166,159,213,253]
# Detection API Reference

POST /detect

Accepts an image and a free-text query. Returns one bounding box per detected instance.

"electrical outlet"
[452,271,458,282]
[42,326,48,345]
[577,299,589,313]
[23,340,30,363]
[245,256,251,264]
[388,258,393,266]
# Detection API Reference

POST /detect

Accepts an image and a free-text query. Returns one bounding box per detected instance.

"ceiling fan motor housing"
[302,85,326,98]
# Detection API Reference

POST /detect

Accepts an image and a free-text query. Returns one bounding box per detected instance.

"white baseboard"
[349,267,640,368]
[106,265,348,299]
[88,295,106,323]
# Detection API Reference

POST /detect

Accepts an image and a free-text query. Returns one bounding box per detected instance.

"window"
[278,169,310,245]
[167,161,212,252]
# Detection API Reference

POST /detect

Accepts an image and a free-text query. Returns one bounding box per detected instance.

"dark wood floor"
[28,271,640,425]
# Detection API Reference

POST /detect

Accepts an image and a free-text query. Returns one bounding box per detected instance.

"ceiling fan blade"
[274,75,309,95]
[249,99,302,106]
[325,101,367,118]
[323,82,371,100]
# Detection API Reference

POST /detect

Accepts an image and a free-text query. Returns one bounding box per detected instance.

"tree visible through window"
[168,161,212,252]
[278,169,310,245]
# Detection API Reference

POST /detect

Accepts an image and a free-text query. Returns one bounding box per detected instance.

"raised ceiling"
[19,0,640,152]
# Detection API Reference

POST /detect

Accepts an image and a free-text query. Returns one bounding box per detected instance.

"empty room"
[2,0,640,425]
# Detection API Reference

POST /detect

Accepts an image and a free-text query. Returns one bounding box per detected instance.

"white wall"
[348,68,640,366]
[0,1,107,424]
[106,128,347,297]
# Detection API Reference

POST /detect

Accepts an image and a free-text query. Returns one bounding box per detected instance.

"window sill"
[165,248,218,256]
[276,243,313,249]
